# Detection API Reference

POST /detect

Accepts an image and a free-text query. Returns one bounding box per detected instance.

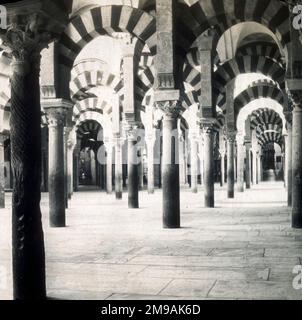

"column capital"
[199,118,217,134]
[227,131,237,143]
[43,99,73,128]
[0,0,68,65]
[124,121,140,141]
[287,79,302,109]
[154,90,181,118]
[0,133,7,146]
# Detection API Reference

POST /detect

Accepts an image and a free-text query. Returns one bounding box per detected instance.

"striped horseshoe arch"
[257,130,283,146]
[250,108,283,129]
[76,119,103,140]
[183,0,290,49]
[214,56,285,93]
[73,98,111,124]
[233,83,285,117]
[58,5,156,68]
[70,69,123,102]
[236,42,284,65]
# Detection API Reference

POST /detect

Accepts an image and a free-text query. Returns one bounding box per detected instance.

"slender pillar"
[146,137,155,194]
[255,153,259,184]
[64,127,72,208]
[202,123,215,208]
[286,122,293,206]
[227,133,236,198]
[125,124,139,208]
[44,101,72,227]
[139,149,144,190]
[67,142,74,199]
[257,153,262,184]
[190,134,198,193]
[236,134,245,192]
[114,136,123,199]
[245,143,251,189]
[220,153,225,187]
[0,134,6,208]
[73,143,80,192]
[155,96,181,228]
[291,104,302,228]
[106,143,113,194]
[252,150,257,185]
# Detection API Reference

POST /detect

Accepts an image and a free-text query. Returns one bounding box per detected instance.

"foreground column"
[0,133,6,208]
[44,101,72,227]
[291,102,302,228]
[155,94,181,228]
[125,124,139,208]
[286,120,293,207]
[202,123,215,207]
[227,132,236,198]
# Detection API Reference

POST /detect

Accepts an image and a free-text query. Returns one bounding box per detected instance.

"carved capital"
[45,108,67,128]
[227,131,237,143]
[124,122,139,141]
[43,99,73,128]
[199,118,216,134]
[155,100,181,118]
[0,1,68,67]
[289,90,302,109]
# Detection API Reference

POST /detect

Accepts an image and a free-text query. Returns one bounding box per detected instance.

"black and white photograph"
[0,0,301,308]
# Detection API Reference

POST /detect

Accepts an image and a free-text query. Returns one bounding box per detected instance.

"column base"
[237,186,244,193]
[115,192,122,200]
[205,197,214,208]
[191,187,198,194]
[292,207,302,228]
[227,191,234,198]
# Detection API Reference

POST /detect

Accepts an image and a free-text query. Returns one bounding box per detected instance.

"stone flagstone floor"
[1,182,302,300]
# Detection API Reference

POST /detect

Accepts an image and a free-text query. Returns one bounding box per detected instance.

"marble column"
[220,152,225,187]
[44,101,72,227]
[106,142,113,194]
[252,150,257,185]
[202,122,215,208]
[67,141,74,199]
[237,134,245,192]
[0,2,68,299]
[227,132,236,198]
[73,144,80,192]
[255,152,259,184]
[291,99,302,228]
[114,135,123,200]
[155,95,181,228]
[189,134,198,193]
[0,133,6,208]
[245,142,251,189]
[125,124,139,208]
[139,149,144,190]
[146,136,155,194]
[286,121,293,207]
[64,127,72,207]
[257,153,262,184]
[179,134,186,186]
